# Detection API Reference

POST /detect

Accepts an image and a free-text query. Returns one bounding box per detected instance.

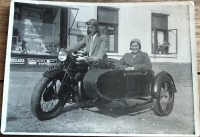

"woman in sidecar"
[114,38,152,70]
[105,38,175,117]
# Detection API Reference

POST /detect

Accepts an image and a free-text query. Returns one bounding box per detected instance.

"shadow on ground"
[61,99,153,118]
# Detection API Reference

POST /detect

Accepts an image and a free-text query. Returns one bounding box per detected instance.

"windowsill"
[149,54,177,58]
[107,53,177,59]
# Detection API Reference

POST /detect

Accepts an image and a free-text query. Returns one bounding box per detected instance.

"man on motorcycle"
[67,19,109,62]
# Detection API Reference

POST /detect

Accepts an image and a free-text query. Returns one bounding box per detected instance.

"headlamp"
[58,49,68,61]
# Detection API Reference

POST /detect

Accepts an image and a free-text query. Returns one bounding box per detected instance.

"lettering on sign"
[70,28,87,36]
[77,21,86,29]
[10,58,25,64]
[27,58,57,66]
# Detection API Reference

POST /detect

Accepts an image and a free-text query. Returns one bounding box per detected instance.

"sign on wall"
[27,58,57,66]
[70,28,87,36]
[10,57,57,66]
[10,58,26,64]
[77,21,86,29]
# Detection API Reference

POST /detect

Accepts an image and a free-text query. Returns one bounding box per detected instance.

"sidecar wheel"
[152,75,175,116]
[31,76,67,120]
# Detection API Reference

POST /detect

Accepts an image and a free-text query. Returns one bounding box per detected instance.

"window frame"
[97,6,119,53]
[151,12,174,55]
[168,29,178,54]
[152,27,168,54]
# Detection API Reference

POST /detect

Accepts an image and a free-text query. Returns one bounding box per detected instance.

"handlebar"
[71,50,87,57]
[71,50,101,65]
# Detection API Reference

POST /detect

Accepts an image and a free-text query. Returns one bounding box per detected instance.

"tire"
[152,75,175,116]
[31,76,67,120]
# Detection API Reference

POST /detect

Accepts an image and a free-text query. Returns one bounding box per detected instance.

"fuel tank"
[83,69,154,101]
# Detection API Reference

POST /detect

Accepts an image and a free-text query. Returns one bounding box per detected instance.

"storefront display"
[11,35,59,56]
[12,4,61,58]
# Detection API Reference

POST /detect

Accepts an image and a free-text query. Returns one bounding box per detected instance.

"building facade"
[11,2,192,66]
[68,3,191,63]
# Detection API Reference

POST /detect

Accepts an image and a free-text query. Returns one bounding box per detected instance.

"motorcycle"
[31,48,177,120]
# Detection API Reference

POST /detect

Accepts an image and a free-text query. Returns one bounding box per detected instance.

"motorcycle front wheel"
[31,76,67,120]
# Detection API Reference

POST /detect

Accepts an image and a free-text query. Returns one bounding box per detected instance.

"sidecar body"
[83,69,153,100]
[83,68,177,116]
[83,68,176,101]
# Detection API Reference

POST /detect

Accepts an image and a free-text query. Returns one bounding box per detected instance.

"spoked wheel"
[152,75,175,116]
[31,76,68,120]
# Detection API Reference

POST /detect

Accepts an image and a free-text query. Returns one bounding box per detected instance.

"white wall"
[167,5,191,62]
[111,4,191,63]
[65,4,192,63]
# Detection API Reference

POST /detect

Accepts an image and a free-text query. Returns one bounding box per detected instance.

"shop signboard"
[70,28,87,36]
[27,58,57,66]
[10,57,26,64]
[77,21,86,29]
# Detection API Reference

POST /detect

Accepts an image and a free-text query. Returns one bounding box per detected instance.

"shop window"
[151,13,177,54]
[12,3,61,56]
[97,7,119,53]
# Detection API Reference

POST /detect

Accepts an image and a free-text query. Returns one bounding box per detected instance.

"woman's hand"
[124,66,134,70]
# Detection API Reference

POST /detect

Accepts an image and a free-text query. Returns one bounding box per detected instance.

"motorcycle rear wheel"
[31,76,67,120]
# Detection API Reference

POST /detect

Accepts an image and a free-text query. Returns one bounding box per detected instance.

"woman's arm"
[114,54,129,70]
[133,52,152,70]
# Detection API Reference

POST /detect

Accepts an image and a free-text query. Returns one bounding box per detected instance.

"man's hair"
[86,19,98,26]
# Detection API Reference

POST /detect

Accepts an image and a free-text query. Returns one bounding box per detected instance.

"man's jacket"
[67,33,109,60]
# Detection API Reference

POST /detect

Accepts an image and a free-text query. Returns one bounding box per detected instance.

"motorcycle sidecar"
[83,69,177,116]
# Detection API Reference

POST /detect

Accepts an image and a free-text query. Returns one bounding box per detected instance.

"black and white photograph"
[1,0,199,136]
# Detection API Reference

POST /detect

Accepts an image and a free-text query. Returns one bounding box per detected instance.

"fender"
[151,71,177,98]
[43,69,66,79]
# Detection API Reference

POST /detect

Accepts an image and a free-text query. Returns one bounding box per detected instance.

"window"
[97,7,119,53]
[151,13,177,55]
[12,3,61,56]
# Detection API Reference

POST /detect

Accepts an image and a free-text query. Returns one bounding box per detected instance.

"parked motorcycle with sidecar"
[31,48,177,120]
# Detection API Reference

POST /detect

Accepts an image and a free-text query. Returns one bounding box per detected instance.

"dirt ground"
[2,63,196,135]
